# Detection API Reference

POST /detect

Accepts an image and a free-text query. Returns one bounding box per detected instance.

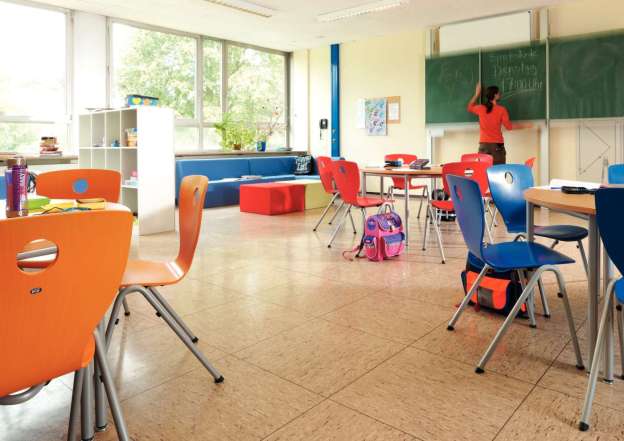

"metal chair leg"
[149,287,199,343]
[136,285,224,383]
[93,330,130,441]
[80,363,94,441]
[122,299,131,317]
[422,202,430,250]
[105,287,137,348]
[537,277,551,318]
[579,280,616,431]
[416,186,427,219]
[519,270,537,328]
[617,305,624,379]
[348,207,357,234]
[430,206,446,264]
[578,240,589,277]
[484,212,494,244]
[94,321,107,432]
[328,201,345,225]
[68,369,84,441]
[313,193,339,232]
[327,204,351,248]
[477,265,583,373]
[447,264,490,330]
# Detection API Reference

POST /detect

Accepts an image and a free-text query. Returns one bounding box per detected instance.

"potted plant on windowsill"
[214,113,255,151]
[255,105,283,152]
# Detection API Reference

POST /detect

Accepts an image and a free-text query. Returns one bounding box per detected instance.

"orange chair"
[328,160,392,248]
[36,169,122,202]
[104,175,224,383]
[0,210,133,441]
[384,154,429,218]
[525,157,536,169]
[461,153,494,166]
[313,156,356,234]
[423,162,492,263]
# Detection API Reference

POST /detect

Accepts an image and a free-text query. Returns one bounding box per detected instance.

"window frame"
[0,0,73,153]
[107,17,290,152]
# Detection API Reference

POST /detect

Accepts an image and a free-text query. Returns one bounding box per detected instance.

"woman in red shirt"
[467,83,530,164]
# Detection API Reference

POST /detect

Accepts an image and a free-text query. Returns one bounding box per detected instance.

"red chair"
[328,160,392,248]
[384,154,429,219]
[461,153,494,166]
[525,157,536,168]
[423,162,492,263]
[313,156,356,234]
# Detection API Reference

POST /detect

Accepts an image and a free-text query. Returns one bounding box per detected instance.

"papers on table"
[549,179,601,190]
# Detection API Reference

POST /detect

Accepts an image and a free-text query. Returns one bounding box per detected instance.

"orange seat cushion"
[431,200,455,211]
[121,260,184,287]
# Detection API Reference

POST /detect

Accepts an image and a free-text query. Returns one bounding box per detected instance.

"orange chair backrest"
[36,169,122,202]
[441,161,490,198]
[461,153,494,167]
[384,153,418,164]
[525,157,536,169]
[385,153,418,188]
[175,175,209,276]
[317,156,336,194]
[331,160,361,206]
[0,210,133,397]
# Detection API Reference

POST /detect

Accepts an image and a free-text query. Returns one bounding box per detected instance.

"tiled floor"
[3,199,623,441]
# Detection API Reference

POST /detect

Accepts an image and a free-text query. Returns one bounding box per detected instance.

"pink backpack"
[362,211,405,261]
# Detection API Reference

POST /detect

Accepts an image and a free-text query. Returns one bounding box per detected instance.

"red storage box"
[240,183,305,215]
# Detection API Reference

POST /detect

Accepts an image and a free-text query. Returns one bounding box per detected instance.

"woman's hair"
[484,86,499,114]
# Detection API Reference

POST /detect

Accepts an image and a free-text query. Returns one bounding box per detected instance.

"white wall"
[71,11,108,146]
[289,50,309,152]
[307,46,331,158]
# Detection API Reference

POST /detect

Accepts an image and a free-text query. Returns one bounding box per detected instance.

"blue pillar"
[331,44,340,157]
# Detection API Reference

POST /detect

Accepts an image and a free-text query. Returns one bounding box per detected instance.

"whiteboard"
[439,11,532,54]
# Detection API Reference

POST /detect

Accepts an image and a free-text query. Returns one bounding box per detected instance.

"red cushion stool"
[240,182,305,215]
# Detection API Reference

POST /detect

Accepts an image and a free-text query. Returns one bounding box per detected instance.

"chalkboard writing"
[481,44,546,120]
[426,52,479,124]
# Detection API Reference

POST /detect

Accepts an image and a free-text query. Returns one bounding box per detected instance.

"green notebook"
[26,196,51,210]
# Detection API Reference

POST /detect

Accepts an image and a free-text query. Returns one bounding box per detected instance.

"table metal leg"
[526,202,535,242]
[404,174,409,246]
[379,176,384,198]
[588,215,601,370]
[362,171,367,196]
[603,245,615,383]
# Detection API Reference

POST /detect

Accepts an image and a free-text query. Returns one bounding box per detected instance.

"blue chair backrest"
[487,164,534,233]
[447,174,486,261]
[596,188,624,278]
[608,164,624,184]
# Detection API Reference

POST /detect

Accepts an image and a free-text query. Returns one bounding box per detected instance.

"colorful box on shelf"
[125,94,159,107]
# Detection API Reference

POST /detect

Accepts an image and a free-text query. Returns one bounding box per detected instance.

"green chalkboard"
[481,43,546,120]
[550,32,624,119]
[426,52,479,124]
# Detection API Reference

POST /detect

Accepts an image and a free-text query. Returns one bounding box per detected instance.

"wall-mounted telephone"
[319,118,328,141]
[409,159,430,170]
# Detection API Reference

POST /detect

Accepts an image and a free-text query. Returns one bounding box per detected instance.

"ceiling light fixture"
[317,0,409,23]
[203,0,275,18]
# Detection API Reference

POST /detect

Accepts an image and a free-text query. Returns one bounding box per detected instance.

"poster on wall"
[365,98,387,136]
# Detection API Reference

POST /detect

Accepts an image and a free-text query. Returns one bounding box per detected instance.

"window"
[203,39,222,123]
[227,45,287,147]
[110,21,289,151]
[111,23,197,120]
[0,1,68,153]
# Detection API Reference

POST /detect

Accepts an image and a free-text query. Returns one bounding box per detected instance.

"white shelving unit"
[78,107,175,235]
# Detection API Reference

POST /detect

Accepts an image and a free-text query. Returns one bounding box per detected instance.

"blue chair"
[487,165,589,278]
[608,164,624,184]
[579,188,624,431]
[446,175,584,374]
